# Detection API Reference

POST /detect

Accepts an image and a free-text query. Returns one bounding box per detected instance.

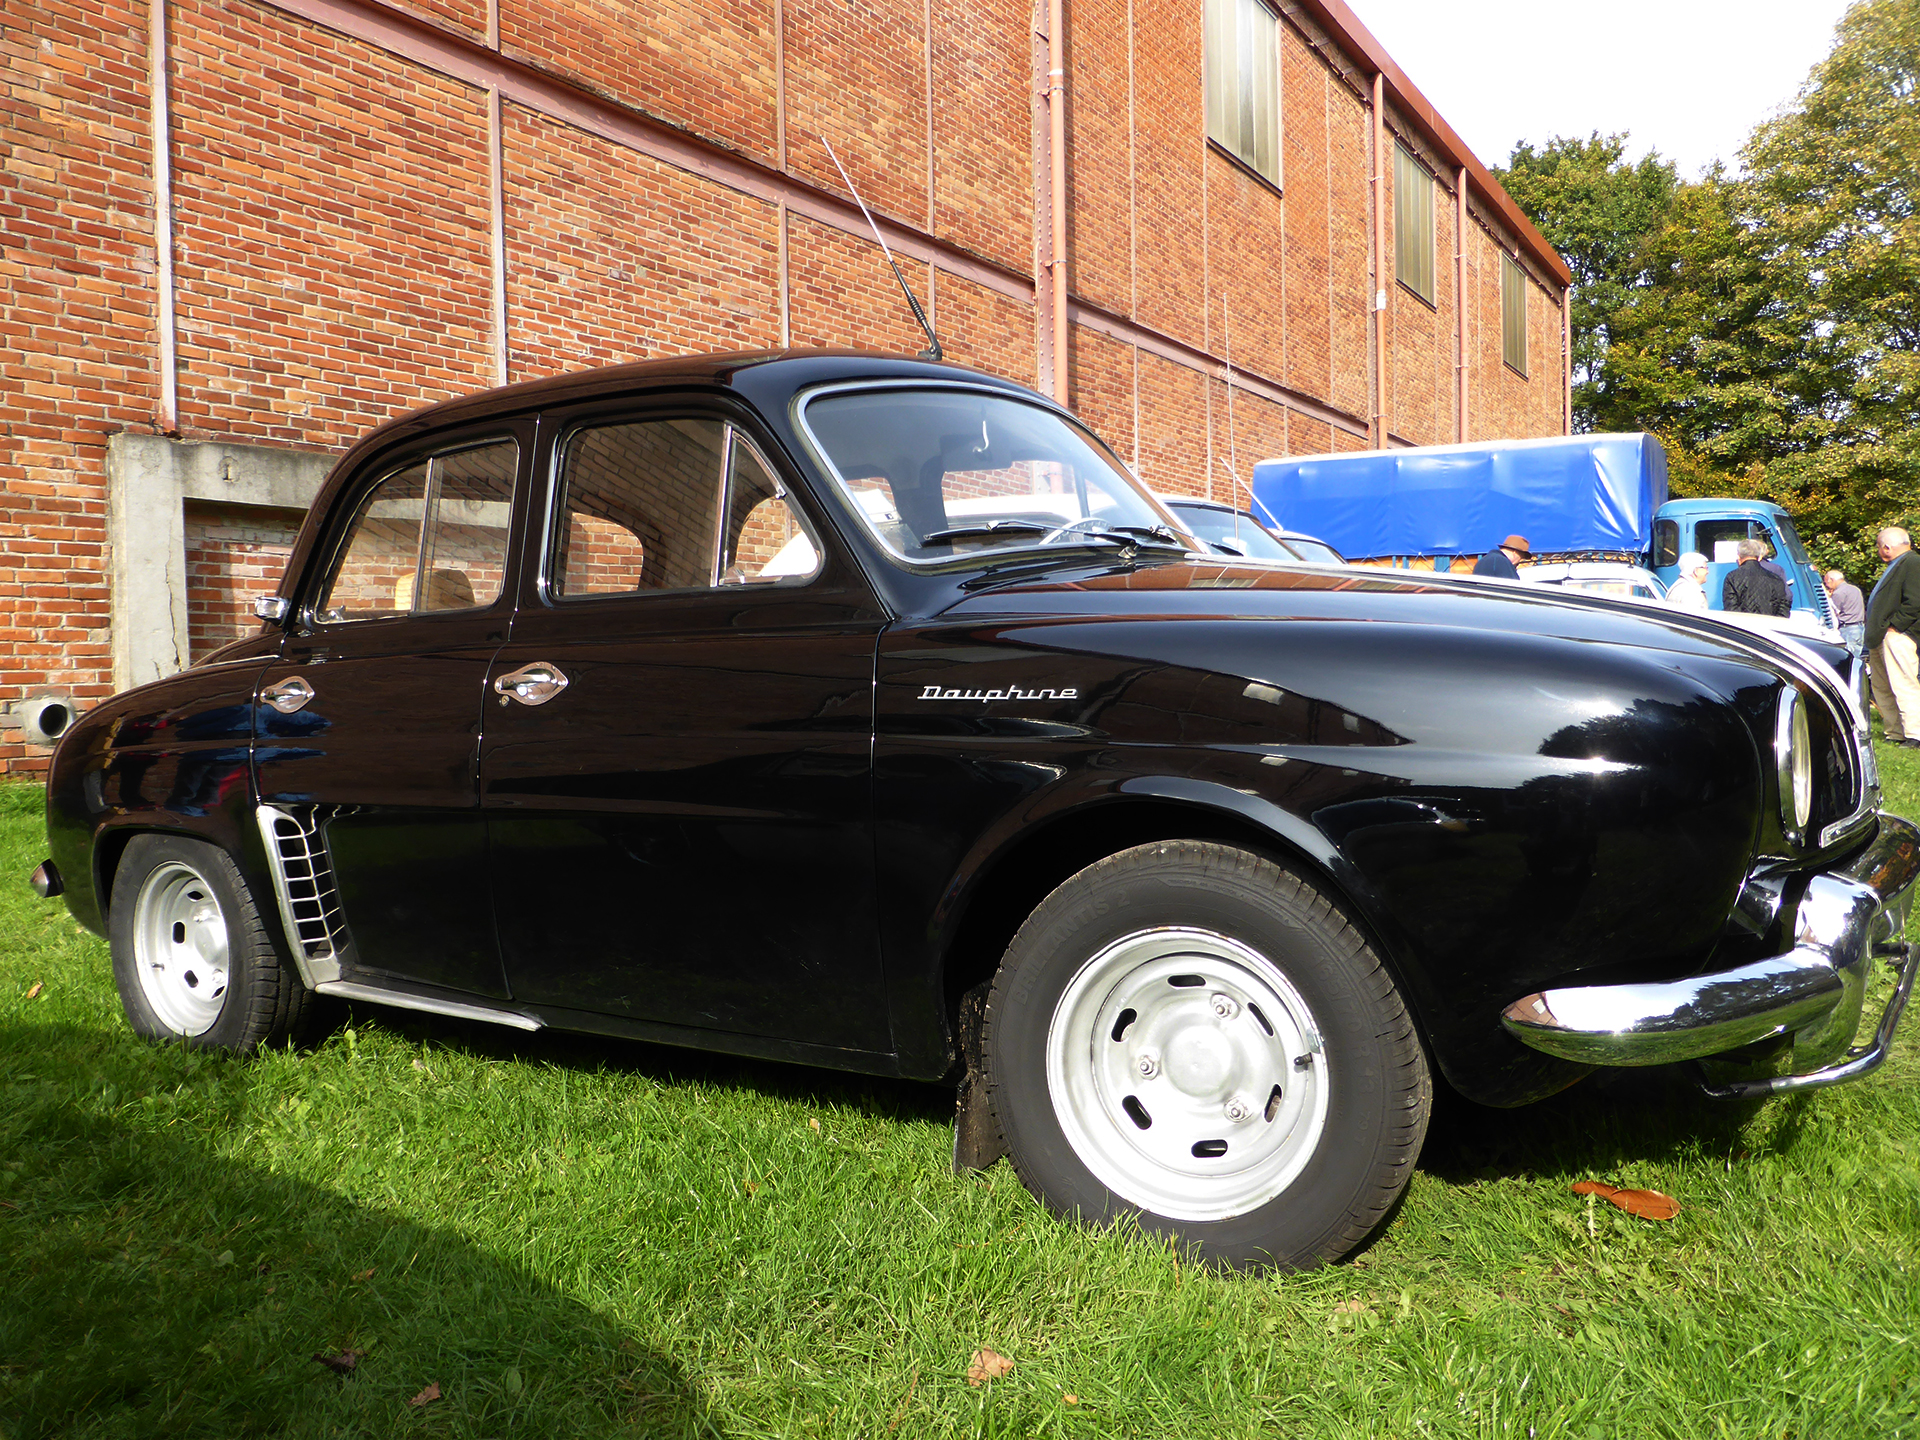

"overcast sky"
[1348,0,1857,180]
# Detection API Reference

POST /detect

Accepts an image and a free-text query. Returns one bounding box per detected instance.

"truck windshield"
[1773,514,1812,566]
[799,386,1196,567]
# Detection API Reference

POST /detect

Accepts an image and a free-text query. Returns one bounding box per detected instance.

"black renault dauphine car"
[35,351,1920,1270]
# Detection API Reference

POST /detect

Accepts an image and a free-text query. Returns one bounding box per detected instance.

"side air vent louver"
[255,804,353,985]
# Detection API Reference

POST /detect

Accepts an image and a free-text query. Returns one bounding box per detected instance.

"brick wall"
[0,0,1567,773]
[183,502,299,661]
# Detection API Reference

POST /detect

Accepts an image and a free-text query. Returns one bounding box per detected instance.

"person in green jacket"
[1866,526,1920,746]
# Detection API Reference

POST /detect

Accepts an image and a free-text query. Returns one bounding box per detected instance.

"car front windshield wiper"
[916,520,1054,547]
[1062,523,1190,551]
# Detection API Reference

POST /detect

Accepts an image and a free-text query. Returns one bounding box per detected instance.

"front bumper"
[1501,812,1920,1098]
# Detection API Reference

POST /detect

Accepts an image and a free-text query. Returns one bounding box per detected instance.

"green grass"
[2,773,1918,1439]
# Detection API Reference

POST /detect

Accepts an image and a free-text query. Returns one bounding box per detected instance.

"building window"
[1502,254,1528,376]
[1393,143,1435,304]
[1205,0,1281,186]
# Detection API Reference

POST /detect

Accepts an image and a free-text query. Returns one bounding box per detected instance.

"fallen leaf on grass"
[1063,1394,1080,1405]
[351,1267,375,1282]
[407,1381,441,1408]
[25,983,42,1000]
[313,1349,362,1375]
[966,1348,1013,1386]
[808,1117,821,1132]
[1571,1180,1680,1221]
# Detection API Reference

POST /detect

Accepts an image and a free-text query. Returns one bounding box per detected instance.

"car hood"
[941,558,1834,698]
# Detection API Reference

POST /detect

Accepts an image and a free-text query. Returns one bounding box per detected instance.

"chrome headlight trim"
[1776,687,1813,842]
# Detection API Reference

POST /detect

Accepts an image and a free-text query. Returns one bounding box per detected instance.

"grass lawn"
[2,758,1918,1440]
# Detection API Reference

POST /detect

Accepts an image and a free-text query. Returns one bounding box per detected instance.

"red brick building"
[1,0,1571,773]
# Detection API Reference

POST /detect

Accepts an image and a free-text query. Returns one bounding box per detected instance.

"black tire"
[109,833,313,1053]
[982,840,1430,1271]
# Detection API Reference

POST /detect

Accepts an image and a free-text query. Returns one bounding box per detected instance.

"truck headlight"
[1776,688,1813,840]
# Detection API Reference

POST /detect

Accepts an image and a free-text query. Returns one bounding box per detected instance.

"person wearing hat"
[1666,551,1711,609]
[1472,534,1532,579]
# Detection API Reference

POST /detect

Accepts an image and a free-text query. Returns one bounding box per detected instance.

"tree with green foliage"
[1496,0,1920,578]
[1494,134,1678,432]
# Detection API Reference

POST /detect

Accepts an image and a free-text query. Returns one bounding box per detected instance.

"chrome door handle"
[493,662,570,706]
[261,676,315,714]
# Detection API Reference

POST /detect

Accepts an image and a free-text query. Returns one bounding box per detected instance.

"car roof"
[333,349,1033,473]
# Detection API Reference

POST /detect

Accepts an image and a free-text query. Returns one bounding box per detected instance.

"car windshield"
[800,386,1195,566]
[1165,503,1294,561]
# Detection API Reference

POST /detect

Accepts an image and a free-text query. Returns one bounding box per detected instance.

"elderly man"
[1666,551,1711,609]
[1472,534,1531,579]
[1722,538,1789,616]
[1867,527,1920,745]
[1824,568,1866,654]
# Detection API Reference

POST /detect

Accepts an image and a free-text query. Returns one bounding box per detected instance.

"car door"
[480,403,892,1050]
[252,424,531,998]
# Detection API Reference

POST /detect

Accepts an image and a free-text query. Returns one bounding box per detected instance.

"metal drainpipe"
[1370,72,1386,449]
[1454,165,1467,442]
[1563,283,1574,433]
[149,0,177,434]
[1048,0,1069,405]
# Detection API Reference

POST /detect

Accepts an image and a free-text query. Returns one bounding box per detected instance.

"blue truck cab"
[1649,497,1832,628]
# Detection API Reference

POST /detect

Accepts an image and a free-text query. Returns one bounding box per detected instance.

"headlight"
[1775,687,1813,839]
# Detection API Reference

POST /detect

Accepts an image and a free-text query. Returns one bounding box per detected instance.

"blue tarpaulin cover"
[1249,433,1669,559]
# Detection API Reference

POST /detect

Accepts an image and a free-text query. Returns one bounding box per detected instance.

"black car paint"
[47,351,1836,1106]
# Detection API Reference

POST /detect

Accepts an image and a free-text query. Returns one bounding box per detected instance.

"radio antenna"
[821,135,943,362]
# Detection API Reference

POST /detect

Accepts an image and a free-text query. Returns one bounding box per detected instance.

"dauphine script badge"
[918,684,1079,703]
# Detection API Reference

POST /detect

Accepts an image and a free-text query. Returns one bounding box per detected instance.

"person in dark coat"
[1722,539,1789,616]
[1472,534,1531,579]
[1866,526,1920,745]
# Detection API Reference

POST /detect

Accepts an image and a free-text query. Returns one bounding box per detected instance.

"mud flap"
[952,981,1008,1173]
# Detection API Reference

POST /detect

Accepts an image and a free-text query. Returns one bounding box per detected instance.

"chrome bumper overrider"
[1502,813,1920,1098]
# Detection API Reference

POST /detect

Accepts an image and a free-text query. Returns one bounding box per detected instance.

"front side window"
[800,386,1191,567]
[316,440,516,624]
[1502,254,1528,376]
[549,418,820,600]
[1204,0,1281,186]
[1695,518,1762,566]
[1394,143,1435,304]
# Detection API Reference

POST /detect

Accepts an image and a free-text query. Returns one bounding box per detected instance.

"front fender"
[46,659,274,936]
[875,612,1772,1103]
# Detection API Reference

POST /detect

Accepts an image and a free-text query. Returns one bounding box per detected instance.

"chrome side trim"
[254,804,348,987]
[314,980,543,1031]
[1503,812,1920,1075]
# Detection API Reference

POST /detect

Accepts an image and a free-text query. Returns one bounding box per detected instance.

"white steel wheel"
[1046,927,1330,1222]
[131,860,232,1036]
[983,840,1431,1271]
[109,832,314,1052]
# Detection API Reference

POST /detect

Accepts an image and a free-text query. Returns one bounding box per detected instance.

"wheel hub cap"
[132,861,231,1037]
[1046,927,1330,1222]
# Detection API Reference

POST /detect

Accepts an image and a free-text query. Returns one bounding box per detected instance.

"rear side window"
[549,418,820,601]
[316,440,516,624]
